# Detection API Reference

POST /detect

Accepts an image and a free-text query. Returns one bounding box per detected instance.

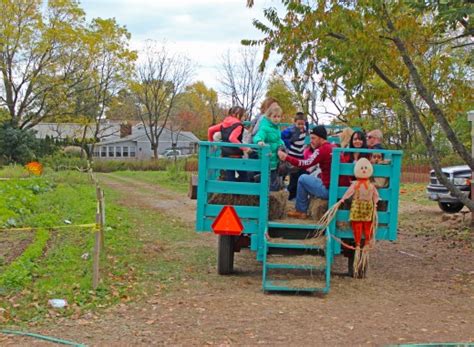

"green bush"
[42,153,89,171]
[0,123,39,164]
[92,159,169,172]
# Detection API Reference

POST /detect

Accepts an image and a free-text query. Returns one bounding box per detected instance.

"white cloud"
[81,0,341,122]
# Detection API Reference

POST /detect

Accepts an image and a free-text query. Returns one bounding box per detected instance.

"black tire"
[217,235,235,275]
[347,251,355,277]
[438,201,464,214]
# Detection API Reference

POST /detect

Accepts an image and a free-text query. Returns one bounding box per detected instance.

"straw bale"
[308,198,328,221]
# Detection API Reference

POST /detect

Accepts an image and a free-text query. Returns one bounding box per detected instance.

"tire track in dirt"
[98,173,197,225]
[3,177,473,345]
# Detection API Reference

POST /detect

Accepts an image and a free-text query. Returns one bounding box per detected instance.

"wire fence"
[401,164,431,184]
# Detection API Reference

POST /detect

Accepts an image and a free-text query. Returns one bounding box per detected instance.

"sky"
[80,0,337,122]
[81,0,281,89]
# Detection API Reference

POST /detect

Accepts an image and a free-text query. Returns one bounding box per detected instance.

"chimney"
[120,123,132,138]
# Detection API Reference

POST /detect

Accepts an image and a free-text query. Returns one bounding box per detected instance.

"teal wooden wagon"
[195,129,403,294]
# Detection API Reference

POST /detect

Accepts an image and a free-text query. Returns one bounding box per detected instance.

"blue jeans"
[269,169,280,192]
[295,174,329,212]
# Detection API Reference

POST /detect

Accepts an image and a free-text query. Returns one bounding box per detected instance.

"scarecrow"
[318,157,379,278]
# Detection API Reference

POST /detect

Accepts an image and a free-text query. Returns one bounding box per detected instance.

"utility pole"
[468,110,474,227]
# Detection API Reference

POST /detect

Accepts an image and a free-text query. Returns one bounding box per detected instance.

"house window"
[108,146,114,157]
[123,146,129,157]
[115,146,122,157]
[93,148,99,157]
[101,147,106,157]
[130,146,136,157]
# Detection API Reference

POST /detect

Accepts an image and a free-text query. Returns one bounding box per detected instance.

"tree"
[106,89,140,121]
[219,47,266,118]
[173,81,220,139]
[265,73,296,122]
[244,1,474,211]
[131,42,193,159]
[0,0,87,129]
[0,123,38,164]
[70,18,136,157]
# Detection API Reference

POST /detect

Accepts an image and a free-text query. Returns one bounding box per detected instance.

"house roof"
[32,122,122,139]
[97,126,199,146]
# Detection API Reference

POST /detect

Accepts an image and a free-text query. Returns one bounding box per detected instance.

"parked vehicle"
[426,165,471,213]
[159,149,192,159]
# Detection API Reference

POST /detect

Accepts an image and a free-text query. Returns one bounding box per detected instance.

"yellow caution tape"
[0,223,99,232]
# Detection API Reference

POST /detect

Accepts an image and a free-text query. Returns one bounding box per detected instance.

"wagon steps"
[262,222,330,294]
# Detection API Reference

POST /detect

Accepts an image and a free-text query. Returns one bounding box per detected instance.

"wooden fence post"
[92,199,101,290]
[468,110,474,227]
[99,188,105,251]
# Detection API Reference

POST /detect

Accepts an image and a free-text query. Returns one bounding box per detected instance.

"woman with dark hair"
[342,131,369,163]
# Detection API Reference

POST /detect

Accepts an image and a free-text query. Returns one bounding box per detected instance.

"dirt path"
[2,176,473,346]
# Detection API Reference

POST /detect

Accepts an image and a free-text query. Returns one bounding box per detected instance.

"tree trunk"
[371,63,474,211]
[383,7,474,170]
[400,89,474,211]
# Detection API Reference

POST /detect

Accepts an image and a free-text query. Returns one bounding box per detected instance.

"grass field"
[0,166,212,325]
[113,165,191,194]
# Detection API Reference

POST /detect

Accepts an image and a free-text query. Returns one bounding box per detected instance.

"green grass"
[0,169,214,325]
[399,183,437,206]
[111,166,190,194]
[0,165,31,179]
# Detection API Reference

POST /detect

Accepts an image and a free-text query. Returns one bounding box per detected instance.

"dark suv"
[426,165,471,213]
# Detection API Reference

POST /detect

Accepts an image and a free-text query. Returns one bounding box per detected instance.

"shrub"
[184,157,198,172]
[0,123,39,164]
[42,153,89,171]
[92,159,169,172]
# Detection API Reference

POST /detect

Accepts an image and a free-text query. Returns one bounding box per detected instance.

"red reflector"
[211,206,244,236]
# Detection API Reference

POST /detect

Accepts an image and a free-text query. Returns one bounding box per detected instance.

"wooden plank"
[339,163,392,177]
[195,145,208,231]
[336,187,392,200]
[207,157,261,172]
[336,210,390,224]
[205,204,260,219]
[207,180,260,195]
[203,218,259,234]
[334,227,390,240]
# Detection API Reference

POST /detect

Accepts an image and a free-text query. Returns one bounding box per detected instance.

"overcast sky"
[80,0,338,121]
[81,0,282,90]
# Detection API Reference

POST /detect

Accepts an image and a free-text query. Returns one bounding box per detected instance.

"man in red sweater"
[278,125,333,219]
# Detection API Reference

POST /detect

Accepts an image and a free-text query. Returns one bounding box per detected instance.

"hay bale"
[207,189,288,220]
[308,198,328,221]
[268,190,288,220]
[208,193,259,206]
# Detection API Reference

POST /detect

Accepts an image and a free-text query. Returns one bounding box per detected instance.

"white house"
[92,123,200,160]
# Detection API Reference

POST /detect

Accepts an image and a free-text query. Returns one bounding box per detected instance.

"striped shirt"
[281,125,306,159]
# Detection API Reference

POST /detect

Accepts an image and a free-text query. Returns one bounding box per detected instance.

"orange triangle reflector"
[211,205,244,236]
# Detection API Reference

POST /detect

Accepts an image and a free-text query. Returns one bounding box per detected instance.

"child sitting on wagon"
[208,106,250,182]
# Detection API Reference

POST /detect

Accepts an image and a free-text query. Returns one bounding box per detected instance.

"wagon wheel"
[217,235,235,275]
